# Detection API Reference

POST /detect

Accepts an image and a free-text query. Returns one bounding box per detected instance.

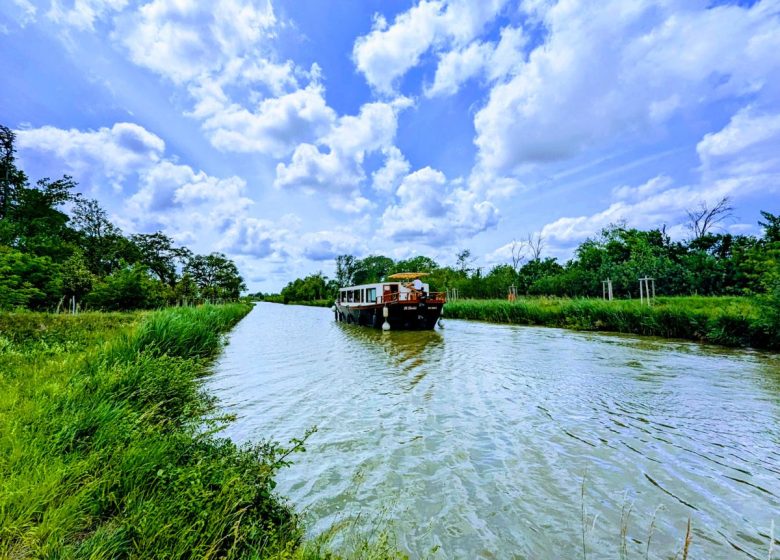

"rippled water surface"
[208,303,780,558]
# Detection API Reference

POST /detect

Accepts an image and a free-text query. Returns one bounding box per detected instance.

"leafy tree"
[0,246,60,309]
[131,231,192,287]
[86,265,166,311]
[335,254,358,286]
[759,211,780,244]
[352,255,394,284]
[71,198,134,277]
[60,250,95,300]
[393,255,438,274]
[185,253,246,299]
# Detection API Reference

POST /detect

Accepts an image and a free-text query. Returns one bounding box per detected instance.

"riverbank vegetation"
[0,304,309,558]
[0,125,245,312]
[443,296,779,349]
[267,207,779,346]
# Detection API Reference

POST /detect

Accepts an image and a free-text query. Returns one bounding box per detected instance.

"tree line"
[267,207,779,304]
[0,125,245,311]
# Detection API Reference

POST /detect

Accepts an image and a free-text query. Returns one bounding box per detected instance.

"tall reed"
[0,304,310,559]
[443,296,777,349]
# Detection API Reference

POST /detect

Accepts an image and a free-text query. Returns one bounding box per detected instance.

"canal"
[208,303,780,559]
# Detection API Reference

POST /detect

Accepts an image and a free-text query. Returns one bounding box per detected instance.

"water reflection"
[209,303,780,559]
[335,322,444,381]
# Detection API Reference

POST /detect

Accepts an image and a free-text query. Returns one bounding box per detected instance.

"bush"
[85,265,167,310]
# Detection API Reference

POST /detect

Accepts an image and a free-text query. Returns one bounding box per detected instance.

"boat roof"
[386,272,430,280]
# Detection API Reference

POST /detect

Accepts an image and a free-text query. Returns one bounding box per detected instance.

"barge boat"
[333,273,445,330]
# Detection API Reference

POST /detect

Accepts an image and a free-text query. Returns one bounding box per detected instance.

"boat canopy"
[387,272,430,280]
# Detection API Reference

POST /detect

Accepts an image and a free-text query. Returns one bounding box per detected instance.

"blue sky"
[2,0,779,291]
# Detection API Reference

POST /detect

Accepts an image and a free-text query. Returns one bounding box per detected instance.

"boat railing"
[379,292,446,304]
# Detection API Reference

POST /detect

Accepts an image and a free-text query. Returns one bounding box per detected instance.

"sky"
[1,0,779,291]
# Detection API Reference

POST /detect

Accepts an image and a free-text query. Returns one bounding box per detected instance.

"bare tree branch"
[686,196,734,239]
[510,239,527,272]
[527,232,545,261]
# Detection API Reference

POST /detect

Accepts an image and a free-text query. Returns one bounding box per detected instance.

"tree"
[86,264,166,311]
[759,211,780,244]
[0,125,28,222]
[686,196,734,240]
[352,255,394,284]
[71,198,130,276]
[335,254,358,287]
[131,232,192,287]
[185,253,246,299]
[527,232,545,261]
[510,239,527,272]
[456,249,476,275]
[60,250,95,300]
[393,255,438,274]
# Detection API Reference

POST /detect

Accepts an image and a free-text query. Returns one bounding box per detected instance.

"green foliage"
[281,272,333,303]
[0,126,247,311]
[185,252,247,300]
[0,245,61,309]
[86,265,168,310]
[443,296,776,349]
[0,304,318,559]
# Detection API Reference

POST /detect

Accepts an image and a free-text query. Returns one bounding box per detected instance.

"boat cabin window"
[366,288,376,303]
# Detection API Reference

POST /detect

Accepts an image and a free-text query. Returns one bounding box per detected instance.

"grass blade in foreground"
[0,304,307,559]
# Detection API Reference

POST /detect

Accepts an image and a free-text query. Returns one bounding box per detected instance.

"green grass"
[0,305,405,559]
[443,296,779,349]
[0,305,306,559]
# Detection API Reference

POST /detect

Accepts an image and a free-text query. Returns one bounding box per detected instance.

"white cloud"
[299,229,366,261]
[16,122,165,191]
[352,0,508,93]
[426,40,492,97]
[47,0,128,30]
[612,175,673,201]
[10,0,37,26]
[372,146,411,192]
[15,122,255,243]
[381,166,499,244]
[473,0,780,175]
[540,108,780,248]
[274,98,412,210]
[219,216,288,258]
[200,81,336,157]
[425,26,526,97]
[114,0,276,84]
[697,107,780,168]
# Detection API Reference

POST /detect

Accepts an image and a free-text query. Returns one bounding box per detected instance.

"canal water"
[208,303,780,559]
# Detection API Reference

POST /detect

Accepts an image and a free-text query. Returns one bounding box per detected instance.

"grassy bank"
[443,296,779,349]
[0,305,314,559]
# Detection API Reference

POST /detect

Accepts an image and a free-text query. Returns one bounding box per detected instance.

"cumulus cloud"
[473,0,780,175]
[200,81,336,157]
[274,98,412,210]
[381,166,499,244]
[112,0,336,158]
[299,229,366,261]
[114,0,276,84]
[372,146,411,192]
[219,216,287,258]
[697,107,780,178]
[540,108,780,248]
[16,122,165,191]
[353,0,509,93]
[425,26,525,97]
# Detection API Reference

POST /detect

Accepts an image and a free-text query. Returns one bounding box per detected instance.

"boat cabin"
[337,279,431,306]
